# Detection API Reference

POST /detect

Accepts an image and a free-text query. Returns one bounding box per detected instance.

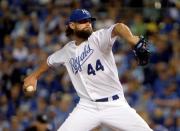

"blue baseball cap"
[66,9,96,24]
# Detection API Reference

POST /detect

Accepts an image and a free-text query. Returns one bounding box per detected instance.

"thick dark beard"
[74,30,92,40]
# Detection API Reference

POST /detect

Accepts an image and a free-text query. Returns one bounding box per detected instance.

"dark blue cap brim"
[91,17,96,21]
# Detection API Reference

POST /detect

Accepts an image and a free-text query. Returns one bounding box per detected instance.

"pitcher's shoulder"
[91,25,115,38]
[92,28,105,35]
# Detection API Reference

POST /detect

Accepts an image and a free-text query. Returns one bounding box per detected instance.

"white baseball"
[26,85,34,92]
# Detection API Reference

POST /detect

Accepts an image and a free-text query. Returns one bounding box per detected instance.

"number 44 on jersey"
[87,59,104,75]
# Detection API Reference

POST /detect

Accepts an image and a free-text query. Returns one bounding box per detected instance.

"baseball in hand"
[25,85,35,92]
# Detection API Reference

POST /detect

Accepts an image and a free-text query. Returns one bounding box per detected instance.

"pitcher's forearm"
[32,61,49,79]
[23,61,49,90]
[113,23,139,45]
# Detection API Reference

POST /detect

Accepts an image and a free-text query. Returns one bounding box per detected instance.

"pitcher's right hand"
[23,74,37,93]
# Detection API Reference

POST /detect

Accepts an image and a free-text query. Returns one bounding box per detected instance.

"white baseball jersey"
[47,25,124,101]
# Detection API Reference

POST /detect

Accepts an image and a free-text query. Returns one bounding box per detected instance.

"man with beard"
[23,9,152,131]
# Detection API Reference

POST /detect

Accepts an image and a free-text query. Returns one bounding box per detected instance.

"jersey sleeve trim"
[47,56,52,67]
[108,24,118,46]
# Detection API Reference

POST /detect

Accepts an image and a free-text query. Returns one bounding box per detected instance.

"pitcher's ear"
[69,22,75,30]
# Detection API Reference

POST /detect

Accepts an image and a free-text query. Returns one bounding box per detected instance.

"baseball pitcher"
[24,9,152,131]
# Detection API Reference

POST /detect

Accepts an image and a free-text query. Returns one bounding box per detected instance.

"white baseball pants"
[57,98,152,131]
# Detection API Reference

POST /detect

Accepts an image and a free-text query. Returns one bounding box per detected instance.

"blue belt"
[95,94,119,102]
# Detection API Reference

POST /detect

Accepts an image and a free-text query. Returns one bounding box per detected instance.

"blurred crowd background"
[0,0,180,131]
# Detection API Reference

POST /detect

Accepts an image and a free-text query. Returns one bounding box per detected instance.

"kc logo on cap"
[81,9,90,15]
[66,9,96,24]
